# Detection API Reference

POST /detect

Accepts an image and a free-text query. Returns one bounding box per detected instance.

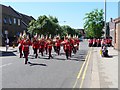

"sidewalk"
[91,47,118,88]
[0,46,18,52]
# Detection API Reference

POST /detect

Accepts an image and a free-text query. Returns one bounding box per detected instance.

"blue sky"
[1,2,118,29]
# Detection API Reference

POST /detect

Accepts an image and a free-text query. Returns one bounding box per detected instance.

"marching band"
[17,32,80,64]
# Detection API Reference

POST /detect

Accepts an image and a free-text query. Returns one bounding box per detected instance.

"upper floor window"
[14,18,16,24]
[18,19,20,26]
[3,18,7,24]
[9,18,12,24]
[0,19,2,23]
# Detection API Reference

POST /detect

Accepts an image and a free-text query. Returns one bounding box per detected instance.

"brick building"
[109,17,120,51]
[0,4,35,46]
[114,17,120,50]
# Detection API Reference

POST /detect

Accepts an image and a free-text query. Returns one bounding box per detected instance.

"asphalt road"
[1,40,89,88]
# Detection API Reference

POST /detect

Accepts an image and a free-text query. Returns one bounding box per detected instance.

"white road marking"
[0,63,12,68]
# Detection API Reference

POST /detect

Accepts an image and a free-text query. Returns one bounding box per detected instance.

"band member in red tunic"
[97,39,101,47]
[61,36,70,59]
[32,37,39,58]
[55,36,61,55]
[44,38,49,55]
[17,37,23,58]
[47,38,53,59]
[39,37,45,56]
[93,38,97,47]
[88,39,93,47]
[22,35,31,64]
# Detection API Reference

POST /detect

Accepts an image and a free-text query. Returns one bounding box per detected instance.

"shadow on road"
[28,62,47,67]
[0,51,16,57]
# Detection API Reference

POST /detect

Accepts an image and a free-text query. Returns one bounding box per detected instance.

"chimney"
[110,18,113,22]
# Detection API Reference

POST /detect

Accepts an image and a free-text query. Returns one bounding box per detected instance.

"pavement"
[82,46,118,88]
[0,46,18,52]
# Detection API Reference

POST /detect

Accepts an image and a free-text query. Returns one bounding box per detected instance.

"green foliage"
[28,15,82,38]
[83,9,104,38]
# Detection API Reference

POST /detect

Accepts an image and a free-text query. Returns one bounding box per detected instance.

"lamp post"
[104,0,107,38]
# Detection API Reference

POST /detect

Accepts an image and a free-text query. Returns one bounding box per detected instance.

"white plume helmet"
[37,34,40,39]
[77,35,78,38]
[49,34,51,39]
[40,34,43,39]
[68,34,71,38]
[19,33,22,38]
[27,35,29,39]
[34,33,38,38]
[73,35,75,38]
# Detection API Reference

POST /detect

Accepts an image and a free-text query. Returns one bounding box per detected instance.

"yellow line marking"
[80,50,91,88]
[72,49,90,88]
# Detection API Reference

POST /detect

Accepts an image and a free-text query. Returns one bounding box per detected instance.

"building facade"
[0,4,35,46]
[114,17,120,50]
[109,17,120,51]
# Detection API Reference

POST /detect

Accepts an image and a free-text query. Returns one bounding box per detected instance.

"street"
[1,40,89,88]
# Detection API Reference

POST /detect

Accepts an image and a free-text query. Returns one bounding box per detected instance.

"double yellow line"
[73,48,92,88]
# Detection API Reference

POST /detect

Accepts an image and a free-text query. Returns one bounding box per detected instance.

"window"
[0,18,1,23]
[14,18,16,24]
[18,19,20,26]
[3,18,7,24]
[9,18,12,24]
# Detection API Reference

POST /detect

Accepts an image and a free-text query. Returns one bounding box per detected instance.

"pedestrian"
[88,38,93,47]
[93,38,97,47]
[97,39,101,47]
[55,36,61,55]
[32,37,39,58]
[17,37,23,58]
[22,35,31,64]
[44,38,49,55]
[5,38,9,52]
[62,36,70,59]
[39,37,45,56]
[47,38,53,59]
[64,39,70,59]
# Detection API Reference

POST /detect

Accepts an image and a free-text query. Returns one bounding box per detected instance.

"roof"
[20,13,35,25]
[114,17,120,23]
[1,4,21,18]
[1,4,35,27]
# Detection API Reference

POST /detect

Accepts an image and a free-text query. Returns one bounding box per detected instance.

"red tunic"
[17,39,23,48]
[64,41,70,50]
[39,40,45,49]
[48,41,52,49]
[22,39,31,51]
[89,39,93,44]
[32,40,39,49]
[55,40,61,47]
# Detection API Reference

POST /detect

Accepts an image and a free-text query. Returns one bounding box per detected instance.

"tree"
[28,15,60,38]
[83,9,104,38]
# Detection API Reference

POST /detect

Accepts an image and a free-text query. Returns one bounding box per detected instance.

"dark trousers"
[48,48,52,59]
[45,47,48,55]
[89,43,92,47]
[39,48,44,56]
[56,46,60,55]
[34,48,38,58]
[23,51,29,64]
[19,48,23,58]
[65,49,69,59]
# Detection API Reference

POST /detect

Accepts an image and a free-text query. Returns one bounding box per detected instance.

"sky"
[0,2,118,29]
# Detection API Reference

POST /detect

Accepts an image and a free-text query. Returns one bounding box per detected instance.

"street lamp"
[104,0,107,38]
